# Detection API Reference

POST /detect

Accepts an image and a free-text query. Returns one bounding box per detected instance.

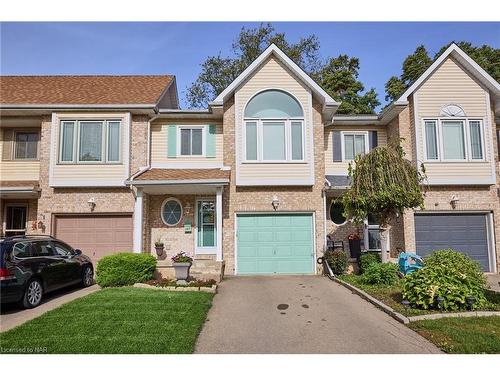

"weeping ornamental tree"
[342,141,427,262]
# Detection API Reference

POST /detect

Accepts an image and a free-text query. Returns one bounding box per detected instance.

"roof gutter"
[0,104,158,110]
[125,179,230,186]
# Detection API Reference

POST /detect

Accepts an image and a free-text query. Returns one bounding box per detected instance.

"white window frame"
[58,119,122,164]
[194,198,217,254]
[341,131,369,162]
[13,130,39,161]
[176,125,206,157]
[242,118,305,163]
[363,216,382,252]
[422,118,485,162]
[160,197,183,227]
[3,203,28,236]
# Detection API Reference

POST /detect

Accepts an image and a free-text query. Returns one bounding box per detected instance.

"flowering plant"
[171,251,193,263]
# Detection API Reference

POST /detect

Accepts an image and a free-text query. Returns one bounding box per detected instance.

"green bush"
[359,252,381,274]
[96,253,157,287]
[324,250,348,275]
[361,262,399,285]
[402,249,487,311]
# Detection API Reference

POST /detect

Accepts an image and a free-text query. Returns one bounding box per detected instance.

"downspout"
[323,178,331,254]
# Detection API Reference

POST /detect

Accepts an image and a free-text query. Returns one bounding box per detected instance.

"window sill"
[56,162,124,166]
[3,159,40,162]
[241,161,308,164]
[422,160,487,163]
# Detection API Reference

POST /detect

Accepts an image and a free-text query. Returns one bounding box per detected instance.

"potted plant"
[347,233,362,259]
[154,239,164,257]
[171,251,193,283]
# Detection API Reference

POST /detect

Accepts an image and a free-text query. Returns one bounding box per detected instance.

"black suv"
[0,236,94,308]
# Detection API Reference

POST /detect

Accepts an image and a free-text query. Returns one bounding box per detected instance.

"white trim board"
[396,43,500,105]
[211,44,340,109]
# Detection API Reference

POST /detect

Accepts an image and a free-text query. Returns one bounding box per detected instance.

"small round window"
[330,201,347,225]
[161,198,183,226]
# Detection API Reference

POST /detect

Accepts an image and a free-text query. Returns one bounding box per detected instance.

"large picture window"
[244,89,304,162]
[423,119,484,161]
[59,120,121,163]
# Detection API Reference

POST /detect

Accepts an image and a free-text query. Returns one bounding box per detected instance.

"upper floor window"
[14,131,38,160]
[423,119,484,161]
[59,120,121,163]
[179,126,204,156]
[244,90,304,162]
[342,132,368,161]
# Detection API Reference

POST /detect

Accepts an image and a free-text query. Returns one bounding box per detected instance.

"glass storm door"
[197,200,216,249]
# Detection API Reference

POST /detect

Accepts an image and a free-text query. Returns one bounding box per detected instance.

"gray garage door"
[414,213,490,271]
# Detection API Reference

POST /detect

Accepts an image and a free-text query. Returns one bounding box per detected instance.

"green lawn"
[0,287,214,354]
[338,274,500,317]
[409,316,500,354]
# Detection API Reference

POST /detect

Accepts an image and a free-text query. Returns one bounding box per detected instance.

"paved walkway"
[195,276,441,354]
[0,284,100,332]
[486,274,500,292]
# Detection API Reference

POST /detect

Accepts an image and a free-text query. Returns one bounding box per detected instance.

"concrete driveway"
[0,284,99,333]
[195,276,440,354]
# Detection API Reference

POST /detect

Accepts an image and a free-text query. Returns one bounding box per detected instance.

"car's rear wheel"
[22,279,43,309]
[81,265,94,287]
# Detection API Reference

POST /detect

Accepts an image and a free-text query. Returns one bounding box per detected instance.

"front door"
[5,205,27,236]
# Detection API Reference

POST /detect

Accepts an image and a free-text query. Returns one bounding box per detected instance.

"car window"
[52,241,74,256]
[31,241,56,257]
[12,241,32,258]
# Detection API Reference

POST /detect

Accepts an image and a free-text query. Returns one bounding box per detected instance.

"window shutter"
[369,131,378,150]
[206,124,216,158]
[332,131,342,162]
[2,129,13,160]
[167,125,177,158]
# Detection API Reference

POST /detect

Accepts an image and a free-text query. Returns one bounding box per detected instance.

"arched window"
[244,90,304,162]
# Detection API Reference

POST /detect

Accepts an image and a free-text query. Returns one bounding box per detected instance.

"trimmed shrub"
[96,253,157,287]
[402,249,487,311]
[324,250,348,275]
[359,252,381,274]
[361,262,399,285]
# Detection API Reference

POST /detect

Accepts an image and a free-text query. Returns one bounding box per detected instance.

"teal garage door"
[236,214,314,274]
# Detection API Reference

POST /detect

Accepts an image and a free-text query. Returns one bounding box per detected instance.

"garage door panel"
[237,214,314,275]
[54,215,133,265]
[415,213,489,271]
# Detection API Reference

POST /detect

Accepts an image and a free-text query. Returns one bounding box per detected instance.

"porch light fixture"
[184,202,192,215]
[450,195,459,209]
[271,196,280,211]
[87,197,96,211]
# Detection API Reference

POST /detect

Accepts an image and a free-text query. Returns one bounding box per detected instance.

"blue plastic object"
[398,252,424,275]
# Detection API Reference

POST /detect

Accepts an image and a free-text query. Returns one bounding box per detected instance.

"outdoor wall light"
[272,196,280,211]
[87,197,96,211]
[184,202,192,215]
[450,195,459,209]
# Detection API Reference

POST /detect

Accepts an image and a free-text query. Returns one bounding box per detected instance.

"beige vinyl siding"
[414,56,494,184]
[235,56,314,185]
[50,113,129,187]
[324,126,387,175]
[150,119,223,165]
[0,127,40,181]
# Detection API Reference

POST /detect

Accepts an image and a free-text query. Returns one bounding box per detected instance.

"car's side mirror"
[74,249,82,255]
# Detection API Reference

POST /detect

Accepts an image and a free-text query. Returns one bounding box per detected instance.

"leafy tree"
[186,23,321,108]
[384,45,432,102]
[316,55,380,114]
[342,141,427,261]
[385,42,500,103]
[186,23,380,114]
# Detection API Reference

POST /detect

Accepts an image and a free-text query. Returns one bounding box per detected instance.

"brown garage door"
[54,214,133,264]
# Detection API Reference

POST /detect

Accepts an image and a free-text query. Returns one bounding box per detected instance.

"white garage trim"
[234,211,317,275]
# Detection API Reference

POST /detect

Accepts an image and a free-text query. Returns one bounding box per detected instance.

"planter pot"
[173,262,191,281]
[348,239,362,259]
[155,246,164,257]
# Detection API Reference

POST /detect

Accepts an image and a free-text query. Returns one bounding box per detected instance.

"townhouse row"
[1,44,499,278]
